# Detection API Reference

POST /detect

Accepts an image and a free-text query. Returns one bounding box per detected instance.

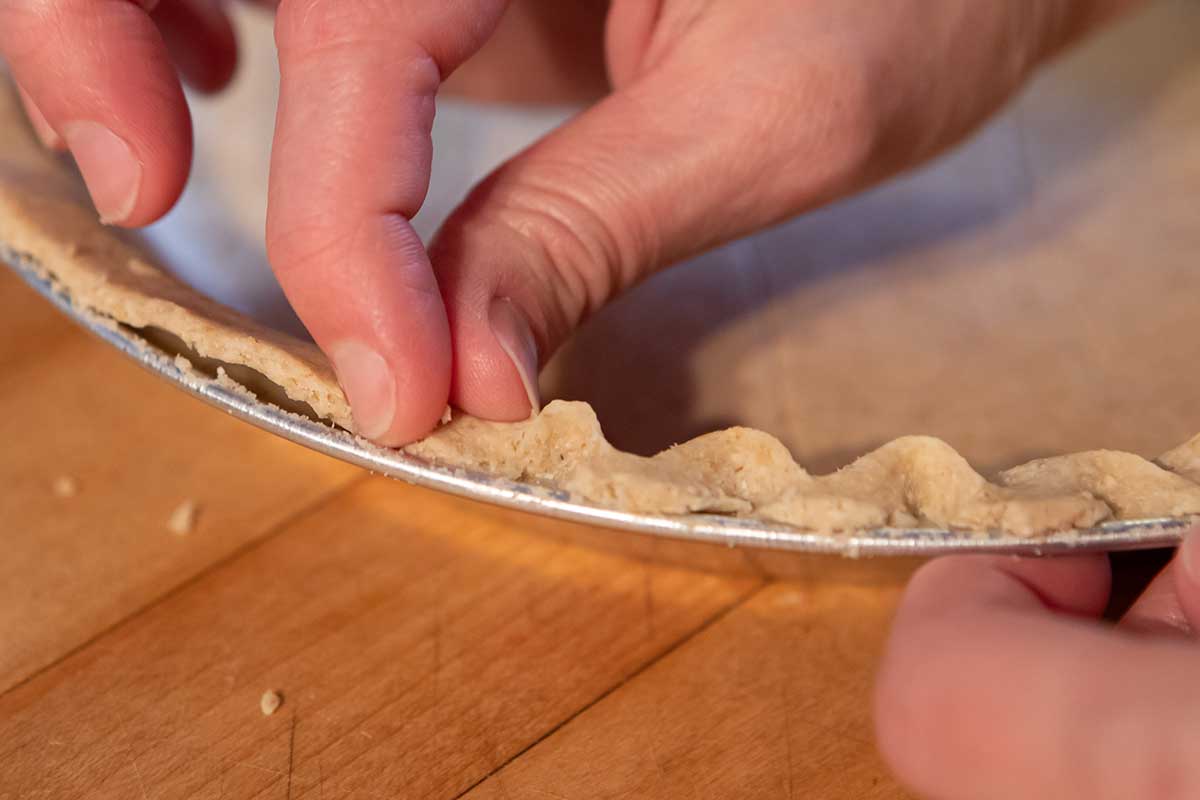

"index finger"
[266,0,508,444]
[0,0,191,224]
[875,550,1200,800]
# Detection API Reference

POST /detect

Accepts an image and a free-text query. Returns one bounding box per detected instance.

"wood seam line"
[0,472,372,701]
[449,579,772,800]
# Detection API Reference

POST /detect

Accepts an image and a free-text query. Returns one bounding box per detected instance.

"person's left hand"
[875,534,1200,800]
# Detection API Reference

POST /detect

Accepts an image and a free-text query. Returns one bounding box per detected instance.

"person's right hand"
[875,535,1200,799]
[1,0,1143,446]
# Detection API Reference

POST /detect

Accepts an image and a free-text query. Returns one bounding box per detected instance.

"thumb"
[430,0,1143,422]
[429,55,874,421]
[1116,527,1200,635]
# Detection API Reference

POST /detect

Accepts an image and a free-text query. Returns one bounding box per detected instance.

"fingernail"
[61,121,141,225]
[489,297,541,415]
[329,340,396,440]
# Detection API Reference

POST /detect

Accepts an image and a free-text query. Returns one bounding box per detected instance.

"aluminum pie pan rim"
[6,248,1191,558]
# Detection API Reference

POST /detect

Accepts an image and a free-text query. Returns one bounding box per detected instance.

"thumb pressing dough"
[2,83,1199,536]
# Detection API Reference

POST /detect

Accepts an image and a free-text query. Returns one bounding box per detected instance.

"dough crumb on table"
[167,500,200,536]
[51,475,77,498]
[260,690,283,716]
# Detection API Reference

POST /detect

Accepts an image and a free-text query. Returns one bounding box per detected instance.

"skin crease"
[7,2,1196,797]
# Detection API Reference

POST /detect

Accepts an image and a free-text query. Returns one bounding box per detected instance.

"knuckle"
[479,164,655,320]
[265,216,343,278]
[275,0,358,51]
[275,0,396,54]
[268,212,436,298]
[792,48,881,184]
[274,0,440,93]
[721,45,883,210]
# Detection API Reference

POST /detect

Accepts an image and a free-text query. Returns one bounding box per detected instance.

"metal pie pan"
[7,250,1191,558]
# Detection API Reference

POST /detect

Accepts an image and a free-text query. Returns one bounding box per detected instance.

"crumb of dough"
[440,405,453,426]
[52,476,78,498]
[167,500,200,535]
[260,690,283,716]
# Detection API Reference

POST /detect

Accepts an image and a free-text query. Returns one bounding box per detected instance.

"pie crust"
[3,83,1198,536]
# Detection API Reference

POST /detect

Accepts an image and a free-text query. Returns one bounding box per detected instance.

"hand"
[874,536,1200,799]
[0,0,1142,444]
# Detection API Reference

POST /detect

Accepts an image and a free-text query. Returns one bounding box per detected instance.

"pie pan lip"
[7,249,1192,558]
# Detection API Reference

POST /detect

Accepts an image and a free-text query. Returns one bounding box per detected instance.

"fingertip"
[61,121,144,225]
[486,296,542,416]
[329,336,450,447]
[441,294,541,422]
[1168,526,1200,629]
[60,118,190,228]
[1176,527,1200,585]
[430,218,547,423]
[877,554,1108,799]
[329,339,397,441]
[902,553,1111,621]
[267,214,452,447]
[4,1,194,227]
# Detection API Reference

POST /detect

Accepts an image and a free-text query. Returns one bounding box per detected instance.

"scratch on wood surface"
[224,761,286,777]
[433,589,443,710]
[348,789,397,800]
[529,789,570,800]
[642,562,656,639]
[645,721,668,784]
[781,680,795,800]
[287,715,296,800]
[651,701,705,800]
[130,756,151,800]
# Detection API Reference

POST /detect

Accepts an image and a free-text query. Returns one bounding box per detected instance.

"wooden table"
[0,264,915,798]
[5,3,1198,797]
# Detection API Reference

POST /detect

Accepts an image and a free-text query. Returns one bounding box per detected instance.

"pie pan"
[5,4,1200,558]
[5,249,1192,557]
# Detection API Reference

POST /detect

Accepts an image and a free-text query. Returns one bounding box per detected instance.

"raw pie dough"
[3,85,1199,536]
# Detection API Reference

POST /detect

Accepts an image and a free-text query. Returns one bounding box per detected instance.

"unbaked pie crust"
[3,83,1198,536]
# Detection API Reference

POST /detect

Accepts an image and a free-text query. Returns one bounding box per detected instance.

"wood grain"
[463,583,911,800]
[0,258,76,371]
[0,478,759,800]
[6,5,1192,798]
[0,269,360,695]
